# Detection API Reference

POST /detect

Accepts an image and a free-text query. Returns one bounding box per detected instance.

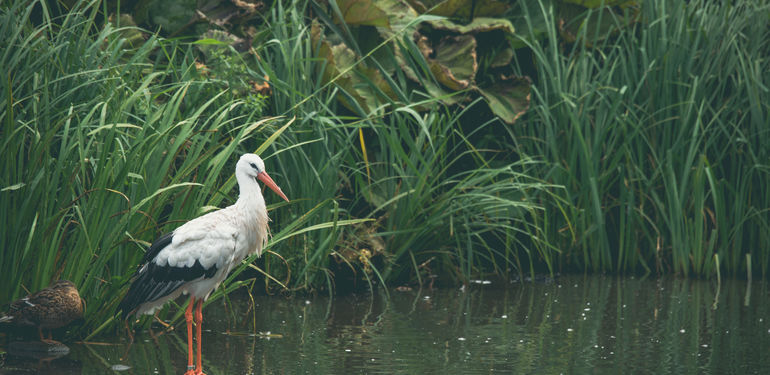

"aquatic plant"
[509,0,770,277]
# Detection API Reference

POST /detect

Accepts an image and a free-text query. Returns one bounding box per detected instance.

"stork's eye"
[249,162,260,172]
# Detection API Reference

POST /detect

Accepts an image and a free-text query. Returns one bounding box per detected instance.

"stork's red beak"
[257,172,289,202]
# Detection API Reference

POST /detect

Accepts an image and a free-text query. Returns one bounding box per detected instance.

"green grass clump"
[339,102,551,285]
[510,0,770,277]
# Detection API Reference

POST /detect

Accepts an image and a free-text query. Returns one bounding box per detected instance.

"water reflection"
[2,276,767,374]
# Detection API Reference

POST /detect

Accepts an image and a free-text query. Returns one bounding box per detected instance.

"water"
[2,275,768,374]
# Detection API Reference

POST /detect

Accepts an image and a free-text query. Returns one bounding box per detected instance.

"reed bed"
[1,0,768,336]
[510,0,770,277]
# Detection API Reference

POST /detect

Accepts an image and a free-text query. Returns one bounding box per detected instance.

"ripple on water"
[11,276,765,374]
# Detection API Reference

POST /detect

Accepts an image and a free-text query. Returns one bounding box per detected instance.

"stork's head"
[237,153,289,202]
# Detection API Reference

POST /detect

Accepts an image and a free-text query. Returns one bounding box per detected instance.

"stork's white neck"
[232,166,269,258]
[234,169,265,209]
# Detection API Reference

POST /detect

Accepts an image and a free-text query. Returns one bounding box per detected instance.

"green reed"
[510,0,770,277]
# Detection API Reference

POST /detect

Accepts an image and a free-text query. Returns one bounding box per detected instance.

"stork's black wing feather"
[117,232,218,319]
[142,232,174,264]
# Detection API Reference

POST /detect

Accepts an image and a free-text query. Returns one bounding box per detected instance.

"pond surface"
[2,275,768,374]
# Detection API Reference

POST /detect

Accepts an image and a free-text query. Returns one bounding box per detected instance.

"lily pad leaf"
[477,75,532,124]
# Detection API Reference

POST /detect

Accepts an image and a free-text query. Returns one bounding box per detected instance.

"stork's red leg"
[184,297,195,375]
[194,299,206,375]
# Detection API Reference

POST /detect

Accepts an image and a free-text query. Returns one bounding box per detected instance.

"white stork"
[117,153,288,375]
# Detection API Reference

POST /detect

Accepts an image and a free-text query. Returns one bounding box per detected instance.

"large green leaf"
[406,0,511,18]
[312,23,366,109]
[419,34,478,90]
[311,22,395,113]
[377,0,422,34]
[489,47,514,68]
[139,0,264,36]
[335,0,390,27]
[427,17,515,34]
[476,75,532,124]
[558,1,639,45]
[357,0,422,83]
[314,0,533,123]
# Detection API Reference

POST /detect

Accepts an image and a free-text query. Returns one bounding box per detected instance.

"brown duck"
[1,280,84,343]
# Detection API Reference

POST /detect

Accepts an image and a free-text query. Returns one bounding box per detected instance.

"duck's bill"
[257,172,289,202]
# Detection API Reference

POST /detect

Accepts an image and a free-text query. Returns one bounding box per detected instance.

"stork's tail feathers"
[118,260,215,319]
[0,314,12,323]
